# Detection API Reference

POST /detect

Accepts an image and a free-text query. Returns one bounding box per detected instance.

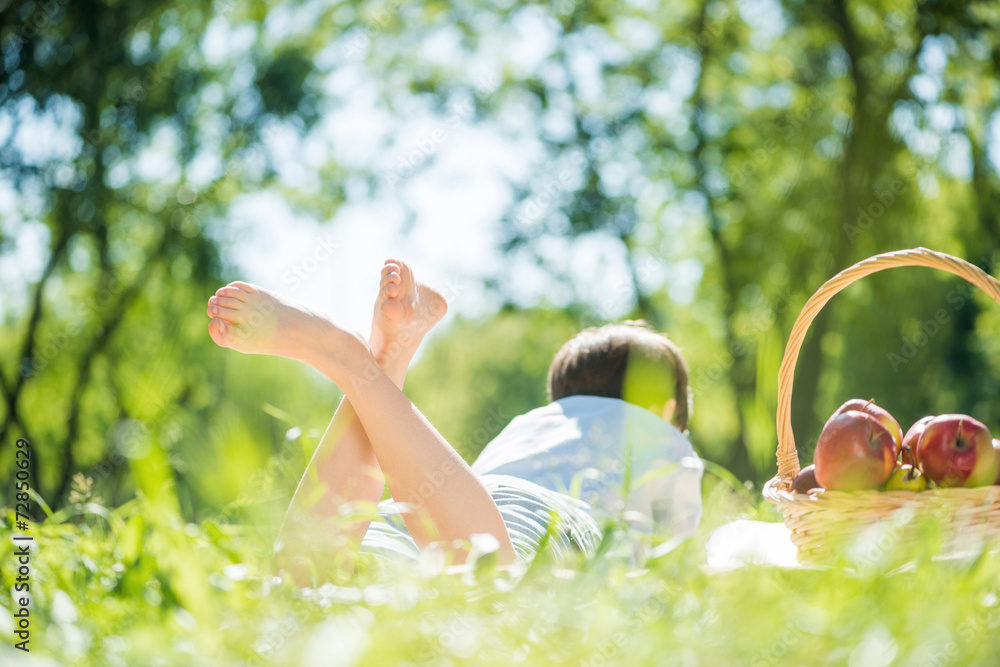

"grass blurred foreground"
[3,477,1000,666]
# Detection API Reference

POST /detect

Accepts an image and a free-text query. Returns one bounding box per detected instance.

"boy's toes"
[227,280,257,294]
[380,271,401,288]
[381,271,401,290]
[384,282,400,299]
[206,301,244,324]
[208,318,232,348]
[209,295,245,311]
[216,286,250,302]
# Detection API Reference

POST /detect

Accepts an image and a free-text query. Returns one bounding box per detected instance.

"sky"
[223,184,642,340]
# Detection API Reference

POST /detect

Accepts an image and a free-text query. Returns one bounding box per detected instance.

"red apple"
[814,410,898,490]
[902,416,934,456]
[834,399,903,453]
[916,414,999,487]
[790,464,821,494]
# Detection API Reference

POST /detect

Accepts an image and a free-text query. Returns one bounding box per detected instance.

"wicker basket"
[763,247,1000,564]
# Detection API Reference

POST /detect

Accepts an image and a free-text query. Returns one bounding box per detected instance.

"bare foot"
[369,259,448,367]
[206,282,367,371]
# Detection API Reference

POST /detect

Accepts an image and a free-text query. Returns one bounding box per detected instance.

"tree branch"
[0,226,70,492]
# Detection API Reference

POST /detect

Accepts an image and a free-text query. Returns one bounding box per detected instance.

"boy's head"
[547,322,690,431]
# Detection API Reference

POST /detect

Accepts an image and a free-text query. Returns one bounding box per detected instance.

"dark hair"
[546,321,690,430]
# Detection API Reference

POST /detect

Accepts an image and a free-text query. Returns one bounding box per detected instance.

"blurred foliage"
[3,0,1000,521]
[0,0,331,510]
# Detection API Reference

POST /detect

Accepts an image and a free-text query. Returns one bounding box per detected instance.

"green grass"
[3,481,1000,666]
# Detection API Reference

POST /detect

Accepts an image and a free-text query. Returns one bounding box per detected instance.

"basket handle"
[774,247,1000,485]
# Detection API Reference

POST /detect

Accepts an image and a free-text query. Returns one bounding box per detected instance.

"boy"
[206,260,700,578]
[472,323,703,536]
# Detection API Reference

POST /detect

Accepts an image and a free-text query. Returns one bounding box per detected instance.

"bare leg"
[233,260,447,576]
[207,275,515,566]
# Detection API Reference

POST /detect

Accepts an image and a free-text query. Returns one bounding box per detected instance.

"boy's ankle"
[371,345,412,387]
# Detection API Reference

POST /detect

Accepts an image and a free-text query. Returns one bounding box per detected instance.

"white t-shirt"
[471,395,703,535]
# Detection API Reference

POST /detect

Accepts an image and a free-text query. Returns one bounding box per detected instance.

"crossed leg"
[275,260,449,574]
[206,261,515,578]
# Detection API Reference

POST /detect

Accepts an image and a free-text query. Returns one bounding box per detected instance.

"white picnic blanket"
[704,520,800,570]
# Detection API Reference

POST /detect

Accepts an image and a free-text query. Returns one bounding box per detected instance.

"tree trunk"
[690,0,756,482]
